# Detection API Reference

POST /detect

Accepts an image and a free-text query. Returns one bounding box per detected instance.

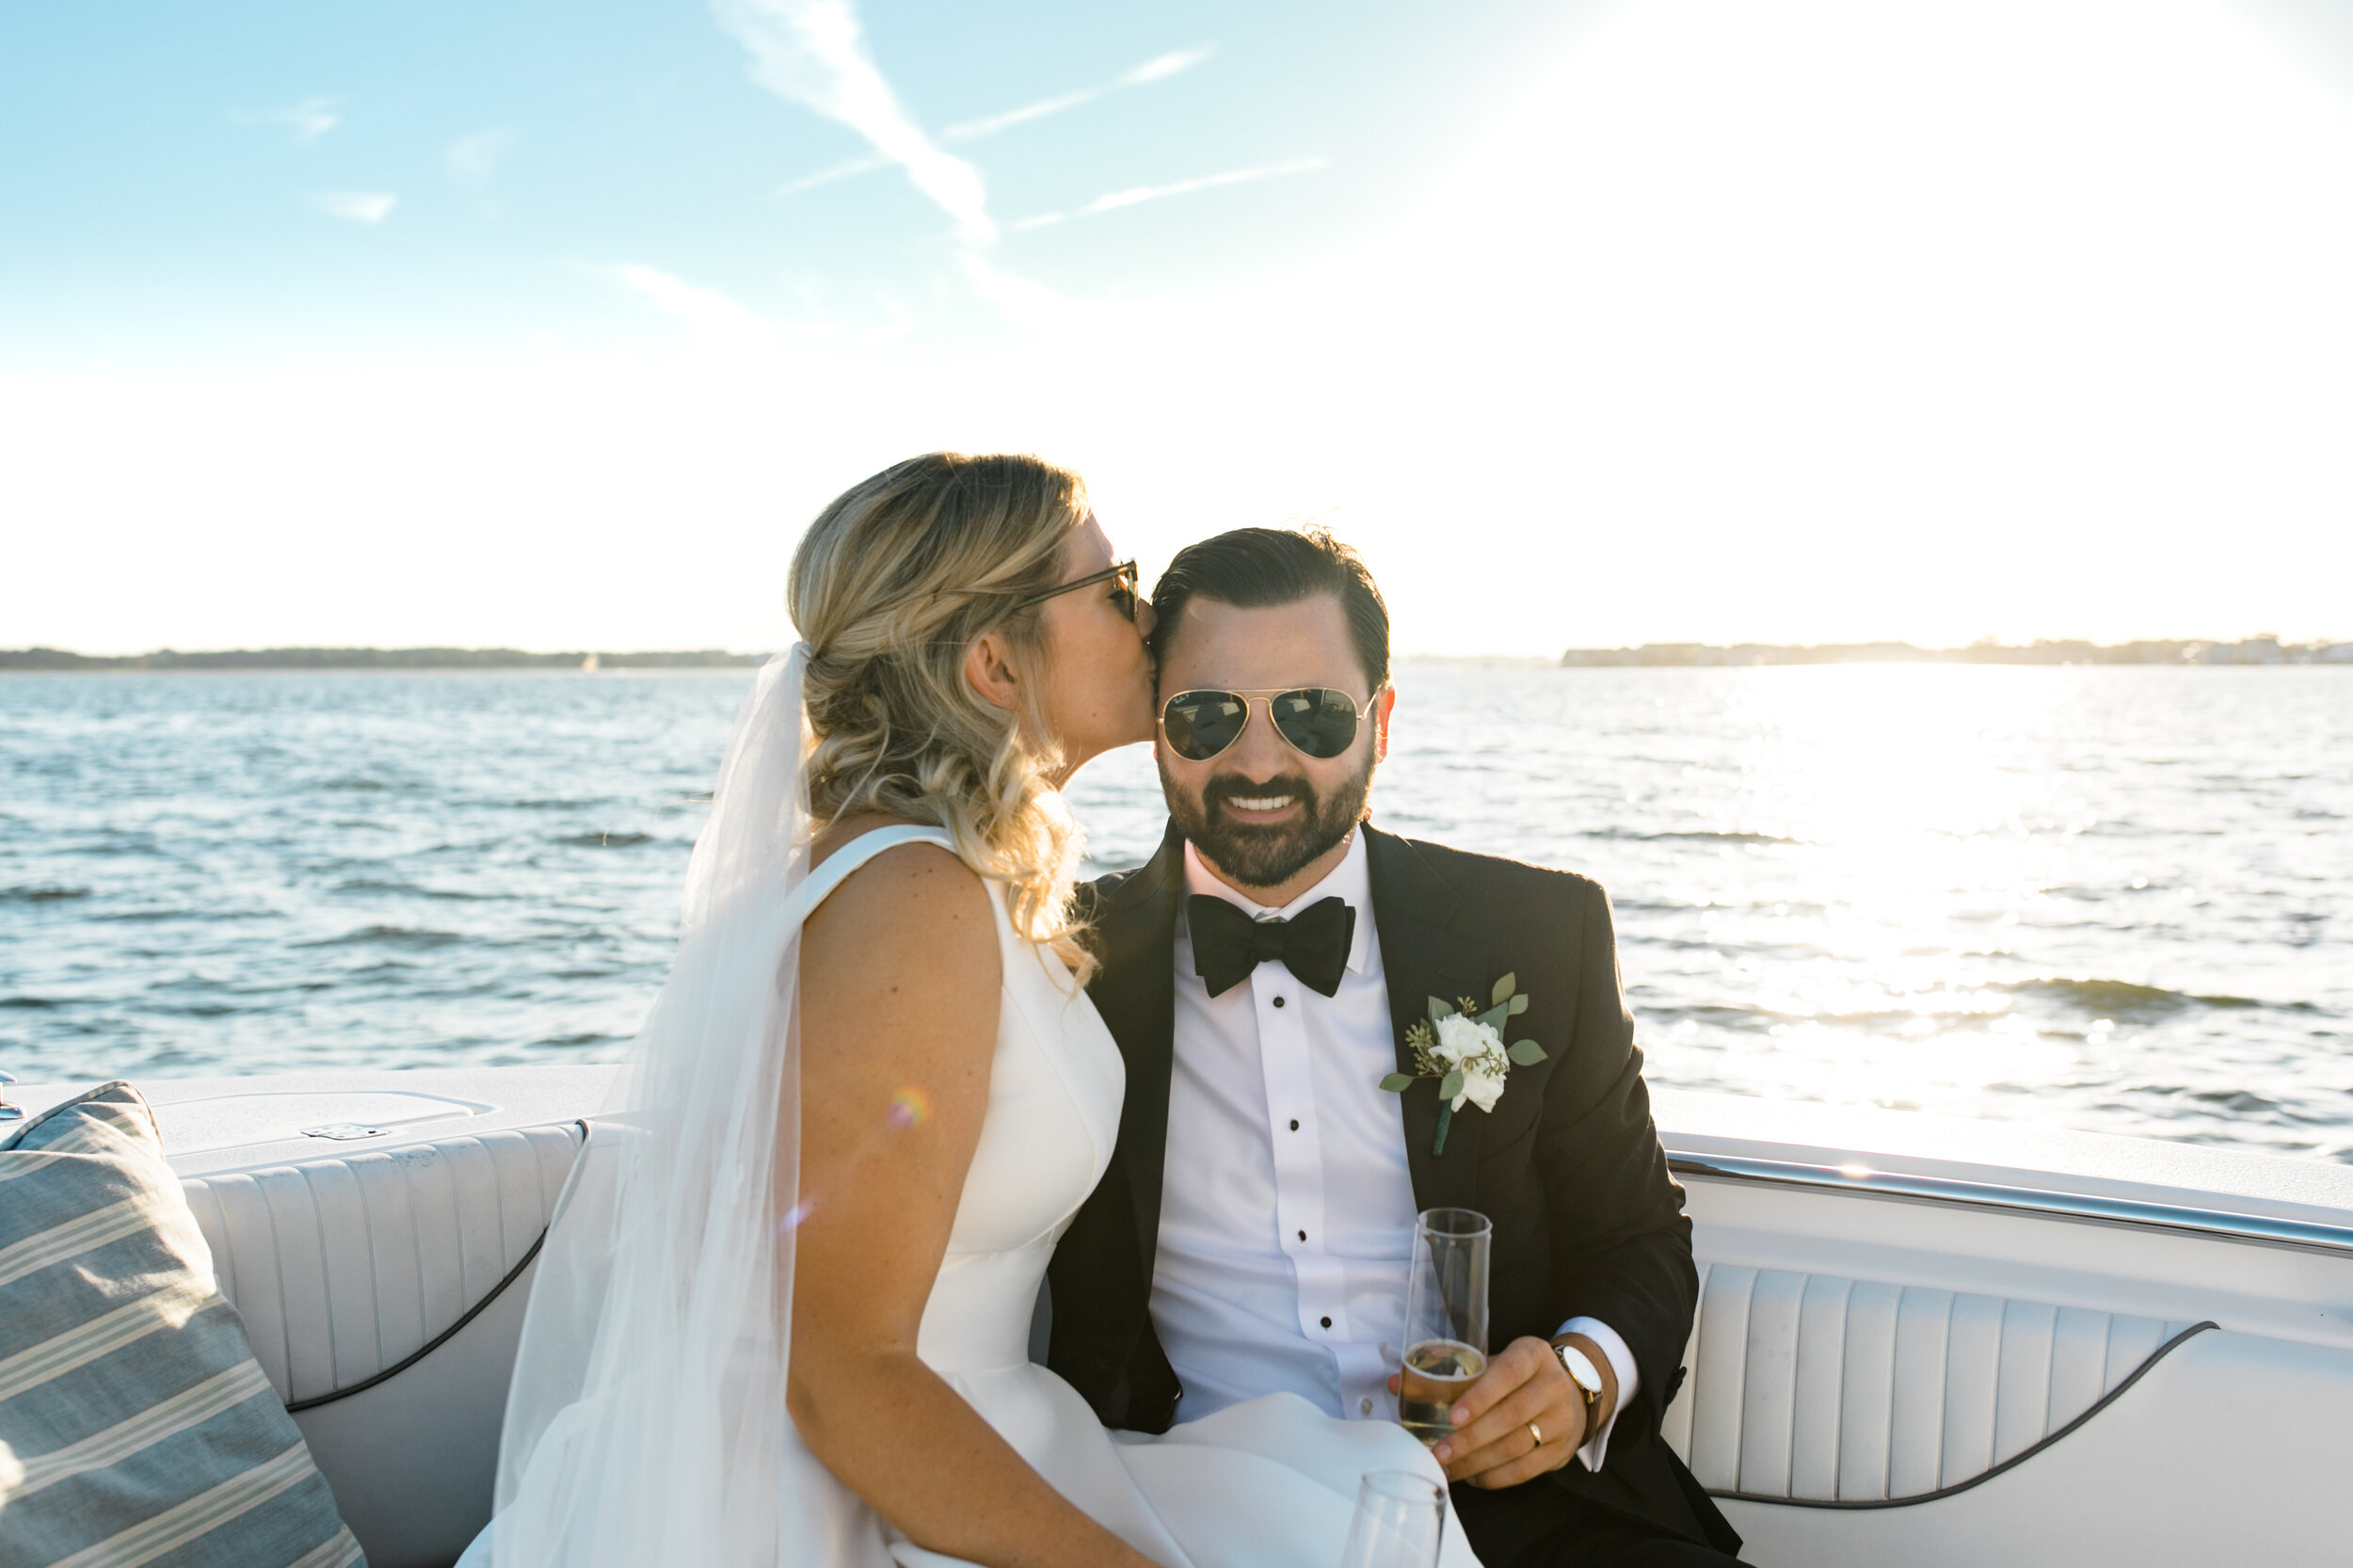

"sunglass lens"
[1271,688,1362,759]
[1163,691,1249,760]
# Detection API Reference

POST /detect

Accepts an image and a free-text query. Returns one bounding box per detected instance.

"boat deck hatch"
[152,1090,493,1155]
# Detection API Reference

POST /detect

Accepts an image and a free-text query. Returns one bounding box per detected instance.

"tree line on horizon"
[0,647,767,671]
[1556,635,2353,666]
[5,636,2349,672]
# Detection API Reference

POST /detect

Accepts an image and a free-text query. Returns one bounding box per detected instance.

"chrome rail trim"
[1668,1151,2353,1256]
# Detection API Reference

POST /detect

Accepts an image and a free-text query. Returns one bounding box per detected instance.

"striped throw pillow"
[0,1081,364,1568]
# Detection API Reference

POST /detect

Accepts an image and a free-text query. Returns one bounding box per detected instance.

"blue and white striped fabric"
[0,1081,364,1568]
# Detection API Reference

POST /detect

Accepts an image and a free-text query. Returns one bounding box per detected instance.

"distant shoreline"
[5,637,2349,672]
[0,648,768,672]
[1556,636,2353,667]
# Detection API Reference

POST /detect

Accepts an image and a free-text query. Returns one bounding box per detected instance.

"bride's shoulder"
[805,813,990,940]
[799,815,999,1052]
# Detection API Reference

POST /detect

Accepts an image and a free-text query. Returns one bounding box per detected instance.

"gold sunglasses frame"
[1156,685,1387,762]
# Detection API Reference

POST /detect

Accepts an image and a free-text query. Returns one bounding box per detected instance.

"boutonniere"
[1378,973,1547,1155]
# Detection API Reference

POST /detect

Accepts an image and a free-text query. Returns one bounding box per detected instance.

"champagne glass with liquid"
[1337,1469,1448,1568]
[1397,1207,1490,1447]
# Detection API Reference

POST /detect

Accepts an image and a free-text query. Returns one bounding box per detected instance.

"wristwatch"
[1554,1339,1604,1433]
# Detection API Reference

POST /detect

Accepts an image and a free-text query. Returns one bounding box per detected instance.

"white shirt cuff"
[1556,1317,1639,1473]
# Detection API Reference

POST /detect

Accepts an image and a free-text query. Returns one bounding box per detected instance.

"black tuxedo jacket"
[1046,821,1739,1560]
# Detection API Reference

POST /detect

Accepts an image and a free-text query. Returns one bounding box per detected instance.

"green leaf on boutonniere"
[1384,985,1543,1156]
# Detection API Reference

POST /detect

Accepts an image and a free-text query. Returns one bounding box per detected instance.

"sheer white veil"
[488,645,818,1567]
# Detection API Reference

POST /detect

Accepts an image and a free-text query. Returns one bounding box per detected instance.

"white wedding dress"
[751,825,1483,1568]
[460,818,1480,1568]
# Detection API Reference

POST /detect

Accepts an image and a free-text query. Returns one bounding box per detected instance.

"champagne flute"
[1397,1207,1489,1447]
[1338,1469,1447,1568]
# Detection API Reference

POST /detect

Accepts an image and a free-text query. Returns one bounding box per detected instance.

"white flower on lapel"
[1378,973,1547,1154]
[1430,1013,1509,1113]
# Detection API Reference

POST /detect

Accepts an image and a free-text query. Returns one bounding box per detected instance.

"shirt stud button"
[1289,1119,1300,1131]
[1361,1397,1374,1416]
[1321,1316,1333,1329]
[1298,1229,1306,1241]
[1273,996,1287,1008]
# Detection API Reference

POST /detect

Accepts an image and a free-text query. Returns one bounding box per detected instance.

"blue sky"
[7,1,2353,656]
[0,1,1577,364]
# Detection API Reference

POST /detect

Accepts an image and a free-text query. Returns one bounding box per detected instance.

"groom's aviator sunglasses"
[1015,559,1141,621]
[1160,687,1384,763]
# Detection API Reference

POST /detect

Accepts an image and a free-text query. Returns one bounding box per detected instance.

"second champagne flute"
[1337,1469,1448,1568]
[1397,1207,1489,1447]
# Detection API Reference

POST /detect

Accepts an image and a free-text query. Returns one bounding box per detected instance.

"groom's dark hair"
[1149,527,1390,692]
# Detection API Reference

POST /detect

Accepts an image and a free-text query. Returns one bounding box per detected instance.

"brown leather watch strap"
[1552,1336,1604,1438]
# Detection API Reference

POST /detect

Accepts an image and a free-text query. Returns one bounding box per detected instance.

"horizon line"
[6,633,2350,673]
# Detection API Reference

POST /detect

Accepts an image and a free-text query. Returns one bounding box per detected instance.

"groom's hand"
[1391,1335,1615,1489]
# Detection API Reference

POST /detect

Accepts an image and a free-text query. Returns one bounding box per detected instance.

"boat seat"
[180,1123,583,1408]
[165,1125,2235,1562]
[1659,1262,2206,1505]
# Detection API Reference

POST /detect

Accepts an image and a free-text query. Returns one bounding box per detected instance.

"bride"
[461,453,1476,1567]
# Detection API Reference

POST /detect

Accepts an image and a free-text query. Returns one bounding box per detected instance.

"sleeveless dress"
[465,824,1481,1568]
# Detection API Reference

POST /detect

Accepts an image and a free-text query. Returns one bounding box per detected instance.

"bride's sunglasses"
[1015,559,1141,621]
[1160,686,1384,762]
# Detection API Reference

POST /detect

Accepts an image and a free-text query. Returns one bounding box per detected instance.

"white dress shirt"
[1151,828,1638,1471]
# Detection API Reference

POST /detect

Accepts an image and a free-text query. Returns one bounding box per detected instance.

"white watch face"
[1557,1343,1603,1396]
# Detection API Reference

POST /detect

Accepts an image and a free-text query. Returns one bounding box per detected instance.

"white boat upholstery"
[167,1121,2233,1561]
[179,1124,583,1407]
[1660,1262,2204,1504]
[27,1066,2320,1568]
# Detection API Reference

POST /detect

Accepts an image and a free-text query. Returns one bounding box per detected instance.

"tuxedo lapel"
[1364,825,1490,1212]
[1082,820,1187,1284]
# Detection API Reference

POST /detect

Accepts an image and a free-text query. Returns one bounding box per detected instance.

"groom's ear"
[965,631,1022,712]
[1372,684,1397,764]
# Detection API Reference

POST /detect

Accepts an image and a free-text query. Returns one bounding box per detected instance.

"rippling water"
[4,665,2347,1160]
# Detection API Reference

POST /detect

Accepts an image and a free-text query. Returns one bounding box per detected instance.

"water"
[4,665,2347,1161]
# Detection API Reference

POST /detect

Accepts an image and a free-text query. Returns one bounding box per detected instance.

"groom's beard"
[1160,753,1375,893]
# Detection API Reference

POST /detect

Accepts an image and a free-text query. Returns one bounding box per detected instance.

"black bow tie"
[1188,894,1356,1000]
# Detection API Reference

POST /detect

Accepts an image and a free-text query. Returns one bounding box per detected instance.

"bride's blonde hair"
[789,452,1094,974]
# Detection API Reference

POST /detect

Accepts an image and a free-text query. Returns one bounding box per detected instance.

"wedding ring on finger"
[1528,1422,1544,1449]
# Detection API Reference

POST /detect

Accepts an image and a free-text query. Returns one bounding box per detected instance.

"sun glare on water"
[1660,668,2088,1108]
[1343,663,2353,1157]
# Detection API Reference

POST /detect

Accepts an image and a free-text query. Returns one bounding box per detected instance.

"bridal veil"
[488,647,818,1567]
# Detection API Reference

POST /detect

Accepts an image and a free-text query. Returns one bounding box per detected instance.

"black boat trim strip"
[1704,1320,2217,1509]
[283,1118,585,1414]
[285,1230,545,1413]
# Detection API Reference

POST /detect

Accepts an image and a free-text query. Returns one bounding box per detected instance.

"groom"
[1048,529,1744,1567]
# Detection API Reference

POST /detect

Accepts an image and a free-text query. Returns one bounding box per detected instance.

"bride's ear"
[965,631,1023,712]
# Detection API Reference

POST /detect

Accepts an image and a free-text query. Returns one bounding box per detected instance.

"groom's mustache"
[1200,774,1318,820]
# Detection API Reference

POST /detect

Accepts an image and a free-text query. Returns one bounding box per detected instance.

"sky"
[6,0,2353,656]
